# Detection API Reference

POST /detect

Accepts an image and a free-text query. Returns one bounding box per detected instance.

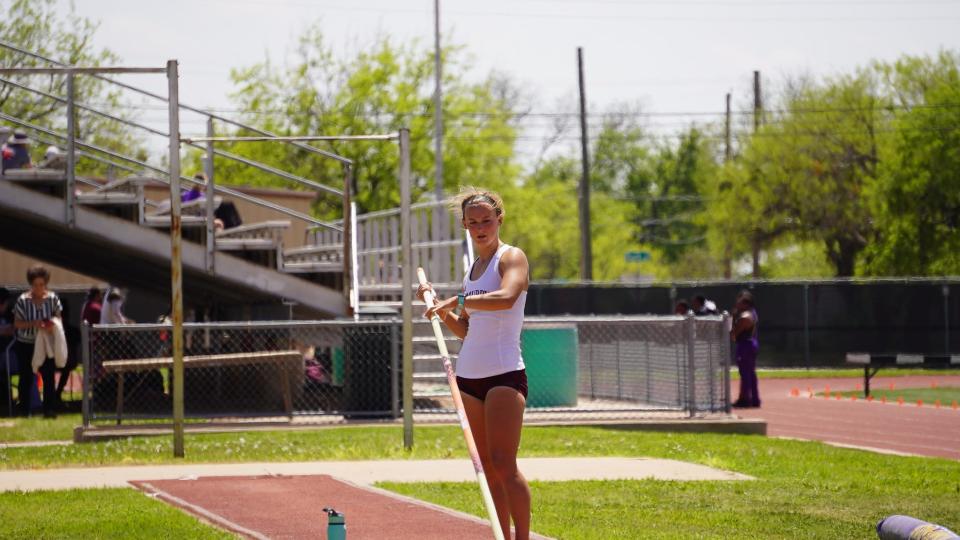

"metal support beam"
[65,73,76,226]
[0,40,352,165]
[399,128,414,450]
[350,201,360,320]
[686,314,697,417]
[205,117,216,273]
[342,164,354,318]
[0,66,166,74]
[167,59,185,459]
[182,134,396,143]
[81,322,90,428]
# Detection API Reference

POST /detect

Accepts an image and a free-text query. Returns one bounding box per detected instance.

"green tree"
[506,157,580,280]
[204,26,520,217]
[0,0,144,173]
[861,51,960,275]
[713,71,886,277]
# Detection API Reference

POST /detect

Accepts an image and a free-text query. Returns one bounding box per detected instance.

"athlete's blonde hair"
[449,186,505,221]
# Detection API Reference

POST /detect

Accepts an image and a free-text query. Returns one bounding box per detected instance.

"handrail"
[307,199,449,232]
[0,40,353,166]
[0,111,341,232]
[0,75,342,197]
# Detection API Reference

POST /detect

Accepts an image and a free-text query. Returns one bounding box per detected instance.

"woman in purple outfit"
[731,290,760,408]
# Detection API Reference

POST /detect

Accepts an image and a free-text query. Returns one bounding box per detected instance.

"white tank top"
[456,243,527,379]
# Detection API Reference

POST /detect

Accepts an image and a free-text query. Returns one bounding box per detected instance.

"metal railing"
[0,41,380,304]
[306,200,471,300]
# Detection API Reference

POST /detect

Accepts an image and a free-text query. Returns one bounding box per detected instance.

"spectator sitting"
[38,145,67,170]
[674,300,691,316]
[692,295,718,316]
[182,173,205,203]
[100,288,133,325]
[2,131,33,173]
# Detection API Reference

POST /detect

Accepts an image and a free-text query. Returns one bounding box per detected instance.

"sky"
[56,0,960,160]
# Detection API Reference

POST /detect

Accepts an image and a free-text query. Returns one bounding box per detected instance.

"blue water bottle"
[323,507,346,540]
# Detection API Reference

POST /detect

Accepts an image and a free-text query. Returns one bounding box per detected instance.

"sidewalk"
[0,456,752,492]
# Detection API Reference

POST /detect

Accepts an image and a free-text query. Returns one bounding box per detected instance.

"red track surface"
[734,375,960,460]
[133,474,546,539]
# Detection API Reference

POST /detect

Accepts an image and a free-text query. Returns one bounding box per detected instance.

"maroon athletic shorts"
[456,369,528,401]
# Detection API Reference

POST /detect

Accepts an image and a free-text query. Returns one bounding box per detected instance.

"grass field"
[379,430,960,539]
[1,427,956,539]
[0,488,232,539]
[823,386,960,404]
[0,413,80,443]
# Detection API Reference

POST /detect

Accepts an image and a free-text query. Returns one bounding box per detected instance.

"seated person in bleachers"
[190,173,243,231]
[215,199,242,230]
[182,173,205,203]
[38,146,67,170]
[2,131,33,173]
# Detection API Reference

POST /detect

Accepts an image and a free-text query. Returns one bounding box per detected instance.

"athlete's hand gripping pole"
[417,267,505,540]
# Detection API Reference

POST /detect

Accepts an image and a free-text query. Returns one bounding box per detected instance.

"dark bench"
[844,352,959,396]
[102,350,302,424]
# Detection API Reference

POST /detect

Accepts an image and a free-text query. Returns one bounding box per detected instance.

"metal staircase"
[0,41,469,328]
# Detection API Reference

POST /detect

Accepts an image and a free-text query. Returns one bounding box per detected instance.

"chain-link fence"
[82,315,729,427]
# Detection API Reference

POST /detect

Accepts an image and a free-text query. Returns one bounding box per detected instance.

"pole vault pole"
[417,267,504,540]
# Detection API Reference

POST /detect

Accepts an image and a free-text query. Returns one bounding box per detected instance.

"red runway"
[133,474,548,539]
[734,375,960,460]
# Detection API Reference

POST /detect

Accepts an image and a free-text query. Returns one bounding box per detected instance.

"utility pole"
[751,70,762,278]
[577,47,593,281]
[723,92,732,279]
[432,0,447,282]
[724,92,732,162]
[433,0,444,201]
[753,70,762,132]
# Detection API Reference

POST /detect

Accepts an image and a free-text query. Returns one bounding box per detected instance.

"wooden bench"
[845,352,960,396]
[102,350,302,424]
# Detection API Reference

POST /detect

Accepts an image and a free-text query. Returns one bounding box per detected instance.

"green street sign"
[625,251,651,262]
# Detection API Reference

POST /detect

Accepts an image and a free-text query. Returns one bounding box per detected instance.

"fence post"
[588,341,595,399]
[81,322,90,429]
[204,116,216,273]
[65,72,76,226]
[686,314,696,417]
[167,59,185,458]
[391,322,400,418]
[943,284,950,354]
[399,128,414,450]
[803,283,810,369]
[723,312,732,414]
[615,328,622,401]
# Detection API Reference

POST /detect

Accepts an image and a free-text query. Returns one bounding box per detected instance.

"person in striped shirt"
[12,265,62,418]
